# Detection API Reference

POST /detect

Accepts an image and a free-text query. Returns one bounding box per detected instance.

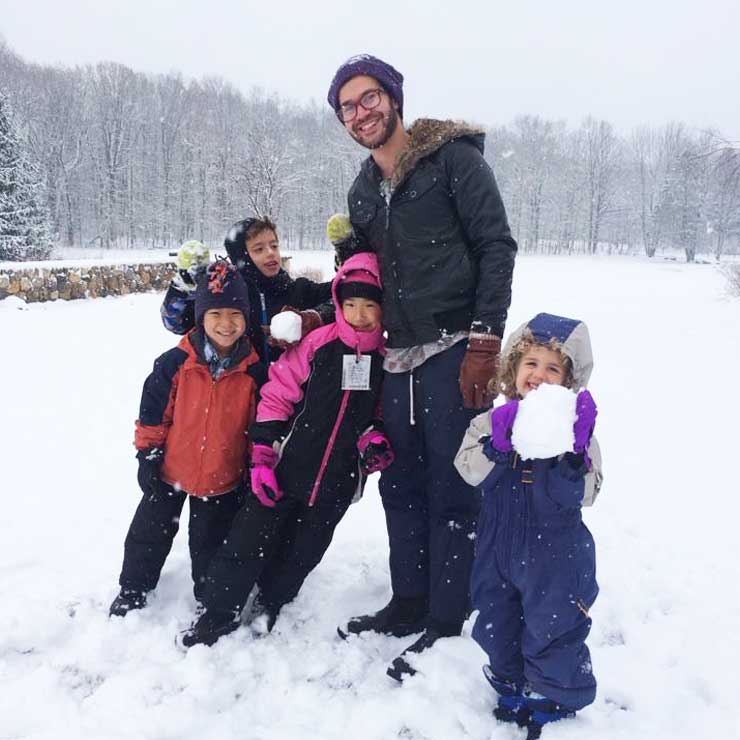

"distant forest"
[1,40,738,261]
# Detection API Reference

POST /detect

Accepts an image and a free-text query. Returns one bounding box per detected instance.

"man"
[327,54,517,680]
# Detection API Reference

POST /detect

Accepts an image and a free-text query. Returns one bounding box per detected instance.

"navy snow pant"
[201,480,355,616]
[119,482,244,601]
[471,465,599,710]
[379,340,482,629]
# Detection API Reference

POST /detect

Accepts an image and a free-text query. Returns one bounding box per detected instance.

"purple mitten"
[357,430,395,474]
[250,444,283,508]
[573,390,597,466]
[490,399,519,453]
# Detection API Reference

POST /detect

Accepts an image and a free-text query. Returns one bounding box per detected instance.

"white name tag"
[342,355,372,391]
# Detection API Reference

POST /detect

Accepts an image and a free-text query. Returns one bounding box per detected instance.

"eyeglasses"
[337,88,385,123]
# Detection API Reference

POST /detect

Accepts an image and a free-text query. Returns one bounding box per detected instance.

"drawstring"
[259,292,270,363]
[408,372,416,426]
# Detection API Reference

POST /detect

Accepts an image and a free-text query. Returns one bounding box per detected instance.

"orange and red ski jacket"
[134,330,263,497]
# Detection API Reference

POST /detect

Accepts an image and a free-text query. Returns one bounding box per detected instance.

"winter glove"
[327,214,353,245]
[327,213,362,270]
[172,240,210,292]
[357,430,395,475]
[489,400,519,453]
[267,306,322,349]
[250,444,283,508]
[572,390,597,468]
[136,447,165,496]
[459,333,501,409]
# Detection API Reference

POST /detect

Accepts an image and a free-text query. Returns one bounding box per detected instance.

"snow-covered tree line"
[488,118,740,261]
[0,42,361,255]
[1,41,738,260]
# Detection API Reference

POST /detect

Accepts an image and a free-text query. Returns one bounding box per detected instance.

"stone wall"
[0,257,298,303]
[0,263,176,303]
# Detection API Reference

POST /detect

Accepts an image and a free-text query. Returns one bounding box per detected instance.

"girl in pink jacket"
[181,253,394,647]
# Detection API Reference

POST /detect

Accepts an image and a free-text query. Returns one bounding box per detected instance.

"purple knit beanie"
[327,54,404,119]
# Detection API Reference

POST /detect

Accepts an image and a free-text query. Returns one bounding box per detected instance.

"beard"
[349,106,400,150]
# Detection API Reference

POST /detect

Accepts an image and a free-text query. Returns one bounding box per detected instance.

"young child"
[161,217,333,363]
[454,313,603,740]
[109,261,263,616]
[180,252,394,647]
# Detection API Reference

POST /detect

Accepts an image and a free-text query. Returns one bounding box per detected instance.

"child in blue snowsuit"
[455,313,603,740]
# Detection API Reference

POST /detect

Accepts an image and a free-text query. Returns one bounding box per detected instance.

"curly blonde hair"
[491,330,575,400]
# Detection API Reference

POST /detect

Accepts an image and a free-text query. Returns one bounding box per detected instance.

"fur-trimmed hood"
[390,118,486,188]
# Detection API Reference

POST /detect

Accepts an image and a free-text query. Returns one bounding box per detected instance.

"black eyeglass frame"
[336,88,386,123]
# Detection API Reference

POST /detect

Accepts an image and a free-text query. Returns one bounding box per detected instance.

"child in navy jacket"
[455,313,603,740]
[161,217,332,363]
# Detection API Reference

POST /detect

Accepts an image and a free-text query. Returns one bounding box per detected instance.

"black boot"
[109,588,147,617]
[179,609,240,648]
[386,619,461,682]
[337,596,428,639]
[245,593,280,634]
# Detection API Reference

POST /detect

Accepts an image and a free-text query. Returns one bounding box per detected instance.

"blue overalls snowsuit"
[472,447,598,710]
[455,312,603,718]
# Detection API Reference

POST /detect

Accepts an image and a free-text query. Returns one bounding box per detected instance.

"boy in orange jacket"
[109,261,264,616]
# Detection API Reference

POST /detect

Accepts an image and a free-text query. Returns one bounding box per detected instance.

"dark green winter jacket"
[348,118,517,348]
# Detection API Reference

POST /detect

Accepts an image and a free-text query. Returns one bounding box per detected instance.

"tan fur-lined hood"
[391,118,486,188]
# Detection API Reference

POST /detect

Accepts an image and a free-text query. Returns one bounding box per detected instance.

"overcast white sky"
[1,0,738,136]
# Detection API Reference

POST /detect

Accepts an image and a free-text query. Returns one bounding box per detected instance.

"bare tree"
[582,118,619,254]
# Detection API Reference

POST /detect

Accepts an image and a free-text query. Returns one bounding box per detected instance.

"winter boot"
[109,588,147,617]
[386,619,461,682]
[337,595,428,639]
[482,665,530,727]
[245,593,280,634]
[523,695,576,739]
[179,609,240,648]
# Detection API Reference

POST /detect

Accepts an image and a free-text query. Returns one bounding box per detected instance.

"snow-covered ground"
[1,254,738,740]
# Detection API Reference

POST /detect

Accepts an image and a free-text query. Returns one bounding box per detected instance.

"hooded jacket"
[134,330,262,497]
[454,313,603,507]
[458,313,602,710]
[347,118,517,348]
[250,253,385,506]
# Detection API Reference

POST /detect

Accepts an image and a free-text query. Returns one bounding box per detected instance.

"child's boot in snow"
[482,665,530,726]
[109,588,147,617]
[523,695,576,739]
[180,609,240,648]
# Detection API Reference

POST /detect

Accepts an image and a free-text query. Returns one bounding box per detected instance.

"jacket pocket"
[394,167,440,204]
[350,203,378,228]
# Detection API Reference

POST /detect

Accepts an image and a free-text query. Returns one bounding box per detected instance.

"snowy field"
[1,254,739,740]
[0,246,333,272]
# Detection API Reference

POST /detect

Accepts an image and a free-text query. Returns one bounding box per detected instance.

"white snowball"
[511,383,576,460]
[270,311,302,342]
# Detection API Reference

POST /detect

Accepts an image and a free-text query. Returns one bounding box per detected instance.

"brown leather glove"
[459,334,501,409]
[267,307,323,349]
